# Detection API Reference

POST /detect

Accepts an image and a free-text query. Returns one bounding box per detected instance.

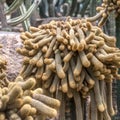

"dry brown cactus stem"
[17,17,120,120]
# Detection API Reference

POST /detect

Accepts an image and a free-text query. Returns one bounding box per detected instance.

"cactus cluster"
[0,77,60,120]
[0,45,60,120]
[87,0,120,27]
[0,0,120,120]
[17,17,120,120]
[0,83,60,120]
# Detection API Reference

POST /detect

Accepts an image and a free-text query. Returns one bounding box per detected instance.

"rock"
[0,31,23,80]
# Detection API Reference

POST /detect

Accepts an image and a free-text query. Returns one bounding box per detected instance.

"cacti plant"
[0,0,41,31]
[0,0,120,120]
[87,0,120,27]
[0,44,60,120]
[17,17,120,120]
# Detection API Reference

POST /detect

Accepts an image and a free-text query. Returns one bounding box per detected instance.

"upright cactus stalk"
[0,0,8,30]
[7,0,41,26]
[47,0,55,17]
[20,3,31,31]
[0,0,41,31]
[116,14,120,119]
[5,0,24,15]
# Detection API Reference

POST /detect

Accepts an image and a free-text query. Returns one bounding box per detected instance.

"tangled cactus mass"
[0,78,60,119]
[0,47,60,119]
[0,17,120,120]
[0,18,119,120]
[87,0,120,27]
[0,0,120,119]
[15,17,120,120]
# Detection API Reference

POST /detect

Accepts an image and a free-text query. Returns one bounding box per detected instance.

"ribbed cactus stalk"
[1,0,41,31]
[0,0,8,30]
